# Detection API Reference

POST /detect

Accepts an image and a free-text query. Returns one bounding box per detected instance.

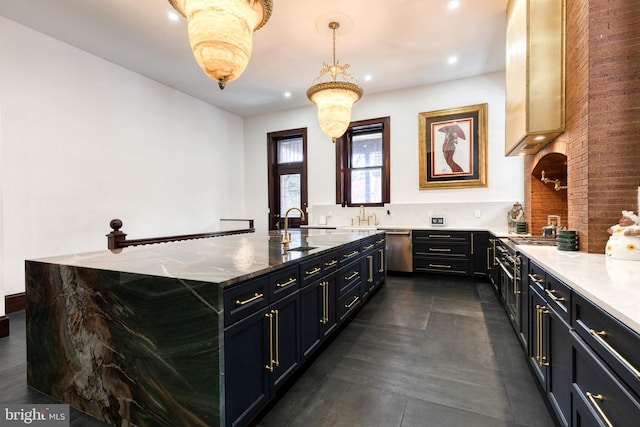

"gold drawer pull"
[343,250,359,259]
[368,255,374,283]
[265,312,274,372]
[345,296,359,309]
[429,264,451,269]
[364,244,375,250]
[344,271,359,281]
[375,239,385,244]
[276,277,297,288]
[586,392,613,427]
[528,273,544,284]
[378,249,385,273]
[545,289,566,302]
[428,234,451,238]
[590,329,640,379]
[429,248,452,252]
[236,292,263,306]
[324,259,337,267]
[305,267,321,275]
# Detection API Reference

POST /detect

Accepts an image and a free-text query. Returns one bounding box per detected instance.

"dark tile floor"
[0,275,555,427]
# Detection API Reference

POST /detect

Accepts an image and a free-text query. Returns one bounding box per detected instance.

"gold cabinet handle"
[429,247,452,252]
[276,277,297,288]
[378,249,385,273]
[545,289,566,302]
[486,247,491,270]
[324,259,337,267]
[364,244,375,250]
[528,273,544,285]
[345,296,359,309]
[536,304,550,367]
[368,255,374,283]
[265,312,274,372]
[375,238,385,244]
[590,329,640,379]
[236,292,264,306]
[345,271,359,281]
[471,233,474,254]
[586,392,613,427]
[305,267,321,276]
[320,282,328,324]
[274,309,280,367]
[343,250,359,259]
[428,234,451,238]
[429,263,451,269]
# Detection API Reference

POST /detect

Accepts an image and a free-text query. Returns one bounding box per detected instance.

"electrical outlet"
[475,210,481,218]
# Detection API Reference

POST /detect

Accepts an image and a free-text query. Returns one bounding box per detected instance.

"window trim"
[336,117,390,207]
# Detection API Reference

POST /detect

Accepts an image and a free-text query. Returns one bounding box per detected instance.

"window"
[267,128,308,230]
[336,117,390,207]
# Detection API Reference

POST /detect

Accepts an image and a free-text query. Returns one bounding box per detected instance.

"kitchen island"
[25,228,385,427]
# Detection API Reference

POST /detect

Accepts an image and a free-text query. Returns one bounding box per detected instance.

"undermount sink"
[287,246,318,252]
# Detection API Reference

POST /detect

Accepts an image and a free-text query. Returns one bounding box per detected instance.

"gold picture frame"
[418,103,488,189]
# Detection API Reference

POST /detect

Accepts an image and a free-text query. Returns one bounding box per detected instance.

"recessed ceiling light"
[168,11,180,22]
[448,1,460,10]
[364,74,372,82]
[448,56,458,65]
[534,135,546,141]
[284,92,292,98]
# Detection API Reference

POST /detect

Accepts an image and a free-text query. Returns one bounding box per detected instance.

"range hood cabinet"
[505,0,566,156]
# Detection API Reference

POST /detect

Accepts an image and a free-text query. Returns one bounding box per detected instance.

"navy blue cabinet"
[300,274,337,362]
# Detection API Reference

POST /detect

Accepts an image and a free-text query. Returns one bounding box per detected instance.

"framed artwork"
[418,103,488,189]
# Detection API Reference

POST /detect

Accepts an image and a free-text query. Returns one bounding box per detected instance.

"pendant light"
[307,21,363,142]
[168,0,273,89]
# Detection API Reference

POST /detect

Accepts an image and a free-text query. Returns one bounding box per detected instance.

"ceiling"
[0,0,507,117]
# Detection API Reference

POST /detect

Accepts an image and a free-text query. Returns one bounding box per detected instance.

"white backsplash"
[307,202,519,234]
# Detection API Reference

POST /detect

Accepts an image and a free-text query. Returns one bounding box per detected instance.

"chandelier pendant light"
[307,21,363,142]
[168,0,273,89]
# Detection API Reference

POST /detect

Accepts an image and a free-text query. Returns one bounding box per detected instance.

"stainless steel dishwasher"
[385,230,413,272]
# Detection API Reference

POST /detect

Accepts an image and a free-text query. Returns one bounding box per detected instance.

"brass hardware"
[345,271,359,281]
[586,392,613,427]
[274,309,280,367]
[545,289,566,302]
[375,238,385,244]
[345,296,359,309]
[541,170,568,191]
[528,273,544,285]
[492,239,497,266]
[471,233,474,254]
[428,234,451,238]
[305,267,321,275]
[590,329,640,379]
[368,255,374,283]
[536,305,550,367]
[324,259,337,267]
[378,249,385,273]
[281,207,306,250]
[320,281,328,324]
[343,250,359,259]
[486,247,491,270]
[364,244,375,250]
[429,264,451,269]
[429,248,452,252]
[265,312,274,372]
[276,277,297,288]
[236,292,264,306]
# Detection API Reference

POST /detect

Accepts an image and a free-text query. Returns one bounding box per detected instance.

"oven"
[495,238,521,330]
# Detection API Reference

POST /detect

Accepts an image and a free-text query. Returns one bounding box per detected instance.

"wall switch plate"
[475,210,481,218]
[431,217,446,226]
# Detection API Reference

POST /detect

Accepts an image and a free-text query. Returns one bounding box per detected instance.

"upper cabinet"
[505,0,566,156]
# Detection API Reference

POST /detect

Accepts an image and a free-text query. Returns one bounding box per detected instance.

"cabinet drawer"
[361,237,376,254]
[527,261,546,293]
[545,274,570,323]
[414,257,469,275]
[337,260,361,297]
[572,292,640,398]
[338,281,361,322]
[374,234,386,248]
[572,330,640,426]
[413,242,469,258]
[338,243,361,264]
[269,265,299,301]
[300,257,324,287]
[223,277,269,327]
[322,251,339,273]
[413,230,469,243]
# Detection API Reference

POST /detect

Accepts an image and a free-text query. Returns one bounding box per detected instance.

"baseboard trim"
[0,316,8,338]
[6,292,26,313]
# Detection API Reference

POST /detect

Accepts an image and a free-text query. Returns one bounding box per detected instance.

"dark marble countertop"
[27,229,380,287]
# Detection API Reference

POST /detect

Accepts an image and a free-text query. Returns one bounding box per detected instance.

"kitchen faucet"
[282,207,305,250]
[351,205,378,226]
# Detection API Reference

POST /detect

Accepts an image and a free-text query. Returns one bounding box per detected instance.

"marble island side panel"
[26,261,222,427]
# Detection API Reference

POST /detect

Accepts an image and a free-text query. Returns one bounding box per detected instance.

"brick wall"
[525,0,640,253]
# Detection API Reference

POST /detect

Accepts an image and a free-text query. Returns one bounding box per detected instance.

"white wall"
[244,71,524,232]
[0,17,246,304]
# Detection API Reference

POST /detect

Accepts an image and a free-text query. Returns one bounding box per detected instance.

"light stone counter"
[515,245,640,335]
